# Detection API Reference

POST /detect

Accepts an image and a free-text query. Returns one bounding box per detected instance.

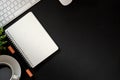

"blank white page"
[5,12,59,68]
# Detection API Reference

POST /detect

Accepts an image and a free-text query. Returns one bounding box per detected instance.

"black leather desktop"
[3,0,120,80]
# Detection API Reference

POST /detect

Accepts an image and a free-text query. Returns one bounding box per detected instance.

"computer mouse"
[59,0,73,6]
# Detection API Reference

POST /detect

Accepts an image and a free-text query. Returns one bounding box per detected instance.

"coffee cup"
[0,55,21,80]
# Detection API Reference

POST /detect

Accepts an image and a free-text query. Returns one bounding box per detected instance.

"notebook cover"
[5,12,59,68]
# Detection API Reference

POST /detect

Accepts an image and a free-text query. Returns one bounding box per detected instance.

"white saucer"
[0,55,21,80]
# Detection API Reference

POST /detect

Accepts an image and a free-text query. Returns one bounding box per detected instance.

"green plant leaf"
[0,27,7,51]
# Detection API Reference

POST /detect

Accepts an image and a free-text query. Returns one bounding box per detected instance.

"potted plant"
[0,28,7,51]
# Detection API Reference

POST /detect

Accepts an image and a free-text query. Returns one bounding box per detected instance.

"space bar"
[14,3,31,17]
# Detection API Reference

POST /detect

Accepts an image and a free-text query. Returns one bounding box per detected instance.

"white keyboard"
[0,0,40,27]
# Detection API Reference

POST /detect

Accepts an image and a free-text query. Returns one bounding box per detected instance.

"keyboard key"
[15,6,19,10]
[3,9,7,13]
[18,4,22,8]
[0,11,4,15]
[2,20,7,25]
[7,1,11,5]
[7,11,11,15]
[0,1,2,5]
[2,0,7,3]
[0,23,2,27]
[7,6,11,10]
[3,4,7,8]
[21,1,26,5]
[14,1,18,5]
[25,0,29,2]
[3,13,8,18]
[11,8,15,13]
[10,0,15,2]
[5,17,10,22]
[31,0,37,4]
[9,15,14,19]
[14,3,31,16]
[10,4,14,8]
[16,0,22,3]
[0,16,4,21]
[0,6,4,10]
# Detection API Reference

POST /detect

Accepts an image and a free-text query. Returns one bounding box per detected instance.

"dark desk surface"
[4,0,120,80]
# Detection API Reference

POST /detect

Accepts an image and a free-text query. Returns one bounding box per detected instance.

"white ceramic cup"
[0,55,21,80]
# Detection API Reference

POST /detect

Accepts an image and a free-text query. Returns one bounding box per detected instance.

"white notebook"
[5,12,59,68]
